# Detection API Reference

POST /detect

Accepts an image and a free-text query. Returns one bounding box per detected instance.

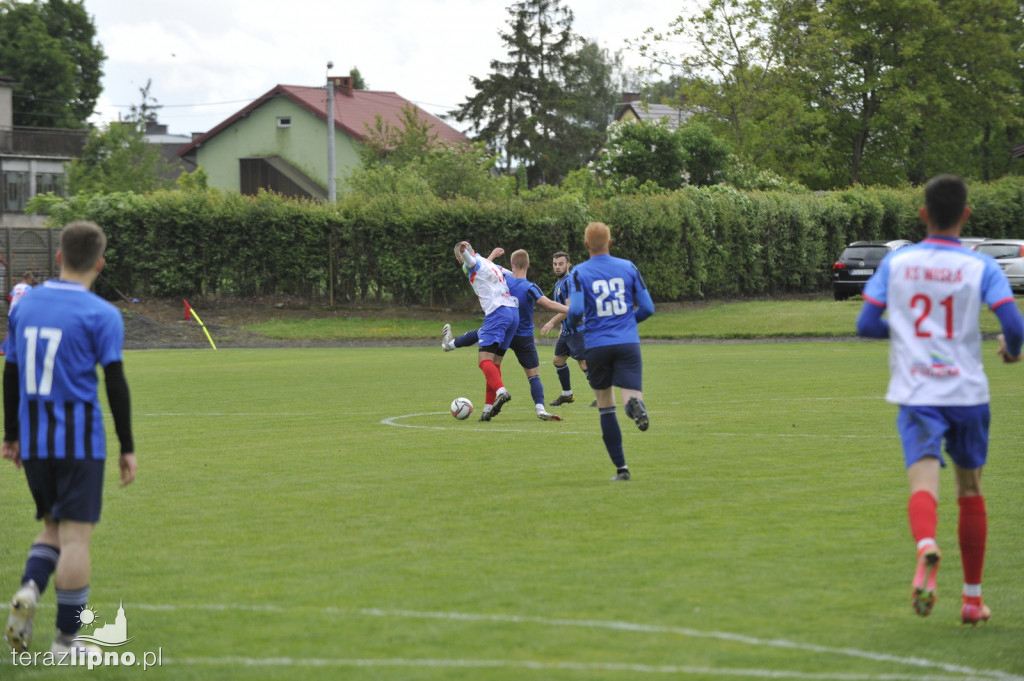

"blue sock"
[599,407,625,468]
[528,375,545,406]
[56,585,89,636]
[22,544,60,594]
[556,363,572,392]
[454,329,478,349]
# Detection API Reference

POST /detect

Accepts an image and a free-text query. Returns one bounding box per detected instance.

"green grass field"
[246,297,1019,341]
[2,333,1023,678]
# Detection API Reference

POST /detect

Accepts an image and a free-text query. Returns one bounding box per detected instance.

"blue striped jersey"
[6,280,124,460]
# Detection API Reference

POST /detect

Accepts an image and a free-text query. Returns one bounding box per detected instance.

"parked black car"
[831,240,913,300]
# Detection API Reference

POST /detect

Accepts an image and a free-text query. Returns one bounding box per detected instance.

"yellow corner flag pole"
[183,299,217,350]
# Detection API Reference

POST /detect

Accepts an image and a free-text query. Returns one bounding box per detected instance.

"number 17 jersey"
[862,237,1014,406]
[6,280,125,460]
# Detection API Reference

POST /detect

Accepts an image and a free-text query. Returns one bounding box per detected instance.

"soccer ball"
[450,397,473,420]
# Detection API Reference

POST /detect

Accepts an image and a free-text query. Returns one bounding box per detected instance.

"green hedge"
[42,178,1024,305]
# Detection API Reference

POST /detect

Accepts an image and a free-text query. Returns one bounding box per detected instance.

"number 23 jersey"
[863,237,1014,406]
[570,254,648,349]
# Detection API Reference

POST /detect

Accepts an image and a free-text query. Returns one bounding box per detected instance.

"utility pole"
[326,61,336,204]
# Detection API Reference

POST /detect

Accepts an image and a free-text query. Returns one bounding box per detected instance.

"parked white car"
[972,240,1024,291]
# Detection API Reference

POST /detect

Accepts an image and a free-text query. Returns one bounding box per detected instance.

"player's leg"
[476,309,515,421]
[5,519,59,654]
[588,347,628,480]
[947,404,990,625]
[488,314,516,418]
[6,463,61,654]
[514,337,560,421]
[48,459,103,653]
[611,343,647,431]
[52,520,94,650]
[442,324,479,352]
[898,406,945,616]
[550,334,575,406]
[954,465,989,624]
[568,335,596,407]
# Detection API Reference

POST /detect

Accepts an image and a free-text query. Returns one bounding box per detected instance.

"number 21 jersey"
[863,237,1014,406]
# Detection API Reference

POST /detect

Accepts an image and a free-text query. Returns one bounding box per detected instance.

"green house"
[178,77,469,199]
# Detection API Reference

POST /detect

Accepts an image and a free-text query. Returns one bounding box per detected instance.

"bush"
[36,177,1024,304]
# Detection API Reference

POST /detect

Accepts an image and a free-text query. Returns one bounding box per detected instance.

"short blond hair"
[584,221,611,252]
[510,249,529,270]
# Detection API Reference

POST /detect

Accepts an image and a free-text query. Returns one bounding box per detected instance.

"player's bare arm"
[119,453,137,487]
[486,247,504,261]
[537,296,568,315]
[996,334,1022,363]
[542,312,567,334]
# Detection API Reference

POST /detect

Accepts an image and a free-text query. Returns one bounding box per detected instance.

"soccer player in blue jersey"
[568,222,655,481]
[541,252,591,407]
[443,249,567,420]
[3,221,136,659]
[453,241,518,421]
[857,175,1023,624]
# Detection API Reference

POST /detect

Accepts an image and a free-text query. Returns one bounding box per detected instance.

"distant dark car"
[972,240,1024,292]
[831,240,913,300]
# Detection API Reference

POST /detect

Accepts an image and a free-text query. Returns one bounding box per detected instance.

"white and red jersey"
[8,281,31,315]
[462,253,518,315]
[863,237,1015,406]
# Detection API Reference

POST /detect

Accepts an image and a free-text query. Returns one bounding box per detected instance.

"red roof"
[179,84,468,156]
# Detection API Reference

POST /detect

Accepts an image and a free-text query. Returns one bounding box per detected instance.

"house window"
[277,116,292,128]
[3,172,28,213]
[35,172,65,197]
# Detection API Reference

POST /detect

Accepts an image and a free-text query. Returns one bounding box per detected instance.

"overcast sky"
[81,0,694,136]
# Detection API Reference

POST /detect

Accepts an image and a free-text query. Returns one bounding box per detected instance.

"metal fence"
[0,226,58,300]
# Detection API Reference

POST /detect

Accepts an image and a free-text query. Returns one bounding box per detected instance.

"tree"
[452,0,621,186]
[593,119,687,190]
[632,0,808,173]
[359,103,441,168]
[634,0,1024,188]
[349,104,503,201]
[677,121,731,186]
[560,40,625,168]
[349,67,367,90]
[66,83,174,194]
[0,0,104,128]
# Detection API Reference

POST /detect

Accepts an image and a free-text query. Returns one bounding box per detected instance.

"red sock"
[958,495,987,586]
[907,490,938,544]
[479,359,503,403]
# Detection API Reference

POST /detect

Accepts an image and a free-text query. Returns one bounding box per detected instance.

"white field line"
[381,412,590,434]
[117,604,1022,681]
[170,656,997,680]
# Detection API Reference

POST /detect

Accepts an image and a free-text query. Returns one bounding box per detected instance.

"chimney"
[329,76,354,97]
[622,92,641,104]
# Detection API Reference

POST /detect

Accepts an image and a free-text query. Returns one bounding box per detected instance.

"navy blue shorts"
[23,458,105,523]
[554,332,586,361]
[897,404,990,470]
[585,343,643,391]
[509,335,540,370]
